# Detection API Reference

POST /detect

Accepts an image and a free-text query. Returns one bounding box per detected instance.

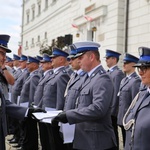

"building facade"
[21,0,150,67]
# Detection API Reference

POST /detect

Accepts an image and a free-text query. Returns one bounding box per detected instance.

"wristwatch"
[2,67,7,71]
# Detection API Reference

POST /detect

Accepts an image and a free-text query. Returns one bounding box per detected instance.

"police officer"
[12,54,22,80]
[63,47,86,150]
[34,54,53,106]
[105,49,125,149]
[38,47,70,110]
[34,54,54,150]
[0,34,42,150]
[64,47,86,111]
[117,53,141,147]
[52,41,117,150]
[123,47,150,150]
[36,55,44,78]
[9,55,29,147]
[18,56,41,150]
[11,55,29,104]
[38,47,70,150]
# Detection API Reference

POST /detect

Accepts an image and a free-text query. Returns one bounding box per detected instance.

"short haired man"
[52,41,117,150]
[105,49,125,149]
[0,34,42,150]
[117,53,141,147]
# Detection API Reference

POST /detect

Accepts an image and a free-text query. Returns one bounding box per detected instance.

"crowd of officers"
[1,34,150,150]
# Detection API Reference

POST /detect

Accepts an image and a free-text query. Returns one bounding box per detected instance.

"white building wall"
[21,0,150,68]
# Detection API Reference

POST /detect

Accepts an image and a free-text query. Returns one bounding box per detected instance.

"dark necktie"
[124,77,129,83]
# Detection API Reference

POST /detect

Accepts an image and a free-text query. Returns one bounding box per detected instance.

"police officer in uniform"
[52,41,117,150]
[12,54,22,80]
[18,56,41,150]
[38,47,70,150]
[0,34,42,150]
[123,47,150,150]
[63,47,86,150]
[105,49,125,149]
[9,55,29,147]
[117,53,141,146]
[64,47,86,111]
[34,54,54,150]
[11,55,29,104]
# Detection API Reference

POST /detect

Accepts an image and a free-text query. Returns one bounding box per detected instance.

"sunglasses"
[137,66,150,73]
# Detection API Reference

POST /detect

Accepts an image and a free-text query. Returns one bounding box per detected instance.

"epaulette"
[34,71,39,74]
[49,70,53,75]
[79,71,86,76]
[62,69,67,73]
[134,75,140,80]
[140,86,147,91]
[99,69,105,75]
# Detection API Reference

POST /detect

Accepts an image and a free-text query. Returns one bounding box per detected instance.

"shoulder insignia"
[134,75,140,79]
[62,69,67,73]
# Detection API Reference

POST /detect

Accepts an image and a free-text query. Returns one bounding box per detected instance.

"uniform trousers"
[39,122,55,150]
[0,119,5,150]
[111,116,119,150]
[21,117,38,150]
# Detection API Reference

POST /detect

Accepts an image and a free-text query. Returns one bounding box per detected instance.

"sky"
[0,0,22,57]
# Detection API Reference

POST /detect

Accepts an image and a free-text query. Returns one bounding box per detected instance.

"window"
[38,35,40,42]
[45,0,48,9]
[32,38,34,44]
[38,3,41,15]
[31,4,35,20]
[31,38,35,47]
[44,32,47,39]
[26,41,28,47]
[26,9,30,24]
[32,9,35,20]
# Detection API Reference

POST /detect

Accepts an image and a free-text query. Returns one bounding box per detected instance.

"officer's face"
[123,62,135,74]
[78,51,92,72]
[13,60,20,67]
[105,57,115,68]
[51,56,65,68]
[70,58,80,70]
[27,62,37,72]
[0,48,6,67]
[42,62,52,71]
[138,66,150,86]
[20,61,27,69]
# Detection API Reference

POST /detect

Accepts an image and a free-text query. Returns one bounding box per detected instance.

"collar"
[126,72,135,79]
[76,69,83,75]
[88,64,101,77]
[53,66,64,73]
[43,70,50,76]
[29,69,38,76]
[108,65,117,72]
[21,68,26,72]
[147,88,150,93]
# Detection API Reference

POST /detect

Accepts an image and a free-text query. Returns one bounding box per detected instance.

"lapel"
[39,70,53,83]
[119,72,137,90]
[109,66,118,74]
[80,65,105,91]
[17,70,23,79]
[47,67,65,82]
[69,74,80,88]
[135,91,150,112]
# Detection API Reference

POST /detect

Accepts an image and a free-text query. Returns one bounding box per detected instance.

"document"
[61,123,75,144]
[32,110,62,121]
